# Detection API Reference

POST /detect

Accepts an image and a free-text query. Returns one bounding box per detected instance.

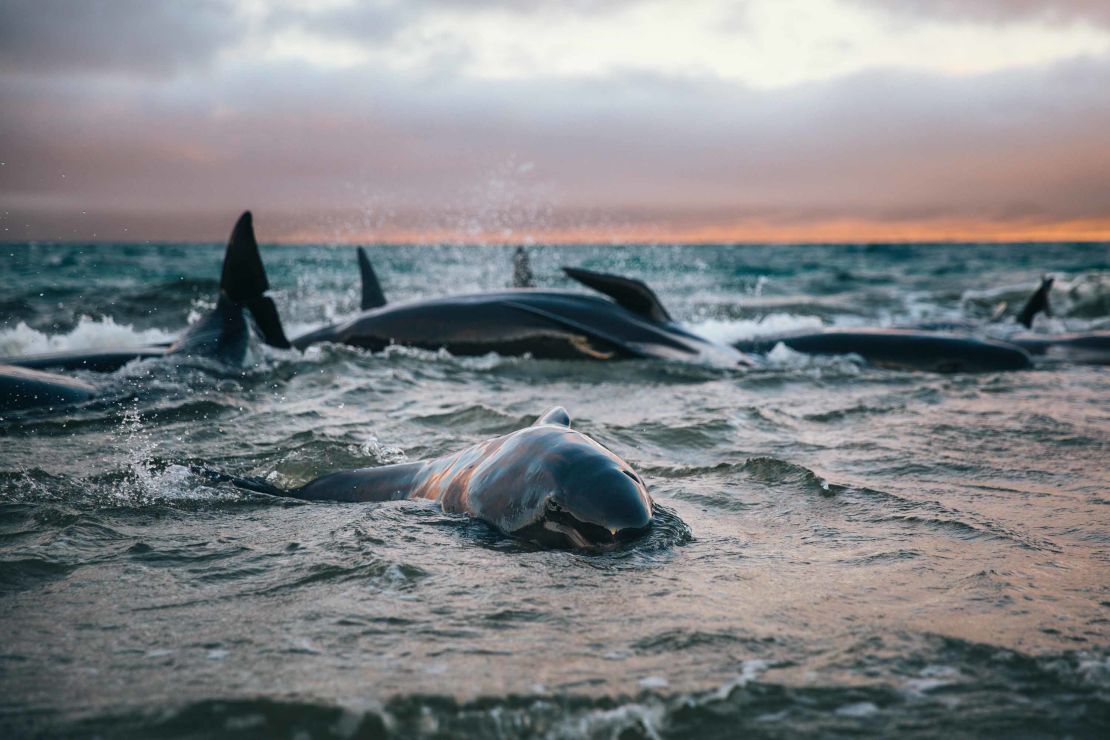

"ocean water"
[1,240,1108,738]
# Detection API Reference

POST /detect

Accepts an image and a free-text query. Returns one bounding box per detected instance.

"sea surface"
[1,240,1108,738]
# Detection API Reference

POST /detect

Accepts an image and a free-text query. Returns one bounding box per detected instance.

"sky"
[1,0,1109,244]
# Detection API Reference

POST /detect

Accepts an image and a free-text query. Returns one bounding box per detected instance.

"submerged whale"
[0,212,289,376]
[732,328,1033,373]
[1008,330,1110,365]
[200,407,656,550]
[0,213,289,412]
[0,364,98,413]
[293,252,753,366]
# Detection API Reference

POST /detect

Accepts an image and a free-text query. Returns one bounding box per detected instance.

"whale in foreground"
[0,213,289,412]
[292,253,754,367]
[200,407,656,550]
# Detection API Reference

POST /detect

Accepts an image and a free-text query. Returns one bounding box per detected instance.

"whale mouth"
[536,508,651,551]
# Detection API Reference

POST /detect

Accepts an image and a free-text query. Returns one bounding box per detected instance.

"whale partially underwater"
[731,328,1033,372]
[727,275,1063,372]
[199,406,656,550]
[0,212,289,412]
[291,250,753,367]
[888,274,1109,366]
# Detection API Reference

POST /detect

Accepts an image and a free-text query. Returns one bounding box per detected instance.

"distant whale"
[1007,330,1110,365]
[907,275,1109,365]
[200,407,656,550]
[0,212,289,376]
[292,252,753,366]
[0,212,289,412]
[732,328,1032,373]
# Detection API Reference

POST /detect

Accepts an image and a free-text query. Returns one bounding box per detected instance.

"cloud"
[850,1,1110,28]
[2,52,1109,242]
[0,0,243,76]
[1,0,1108,242]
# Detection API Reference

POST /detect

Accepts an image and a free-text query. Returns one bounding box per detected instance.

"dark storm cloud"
[0,0,244,77]
[851,1,1110,28]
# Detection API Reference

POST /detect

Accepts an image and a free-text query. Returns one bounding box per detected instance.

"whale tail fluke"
[221,211,291,348]
[358,248,387,310]
[563,267,673,323]
[1016,275,1053,329]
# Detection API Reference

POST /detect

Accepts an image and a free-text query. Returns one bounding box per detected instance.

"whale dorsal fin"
[221,211,269,302]
[1016,275,1053,328]
[219,211,290,348]
[562,267,672,323]
[513,247,535,288]
[534,406,571,427]
[358,248,387,310]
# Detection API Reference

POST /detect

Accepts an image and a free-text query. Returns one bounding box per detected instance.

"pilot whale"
[199,407,656,550]
[0,364,98,413]
[731,328,1032,373]
[0,212,289,376]
[0,213,289,412]
[292,252,753,366]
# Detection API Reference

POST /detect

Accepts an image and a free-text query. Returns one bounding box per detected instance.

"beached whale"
[0,364,98,413]
[906,275,1109,365]
[0,213,289,412]
[731,328,1032,373]
[199,406,656,550]
[1007,330,1110,365]
[293,251,753,366]
[0,212,288,376]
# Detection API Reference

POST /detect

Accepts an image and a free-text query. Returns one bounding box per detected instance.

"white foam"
[0,315,174,356]
[690,314,825,344]
[835,701,879,717]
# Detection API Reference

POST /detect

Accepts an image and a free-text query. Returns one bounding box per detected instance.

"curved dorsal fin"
[534,406,571,427]
[220,211,290,348]
[358,248,387,310]
[562,267,672,323]
[220,211,268,302]
[1016,275,1053,328]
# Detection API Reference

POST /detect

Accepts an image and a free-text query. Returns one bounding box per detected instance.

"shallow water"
[1,241,1108,738]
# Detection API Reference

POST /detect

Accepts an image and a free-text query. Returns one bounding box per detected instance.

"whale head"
[502,407,653,550]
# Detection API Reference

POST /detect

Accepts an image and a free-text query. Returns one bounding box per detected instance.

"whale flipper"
[221,211,290,348]
[1016,275,1053,329]
[358,248,387,310]
[502,300,652,359]
[534,406,571,427]
[563,267,672,323]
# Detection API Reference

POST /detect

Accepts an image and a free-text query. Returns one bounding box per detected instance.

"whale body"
[202,407,656,550]
[732,328,1032,373]
[292,258,753,367]
[0,213,289,411]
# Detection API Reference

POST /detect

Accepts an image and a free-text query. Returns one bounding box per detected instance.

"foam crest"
[0,316,174,356]
[690,313,824,344]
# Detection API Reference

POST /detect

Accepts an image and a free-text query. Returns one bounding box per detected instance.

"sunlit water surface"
[1,241,1108,737]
